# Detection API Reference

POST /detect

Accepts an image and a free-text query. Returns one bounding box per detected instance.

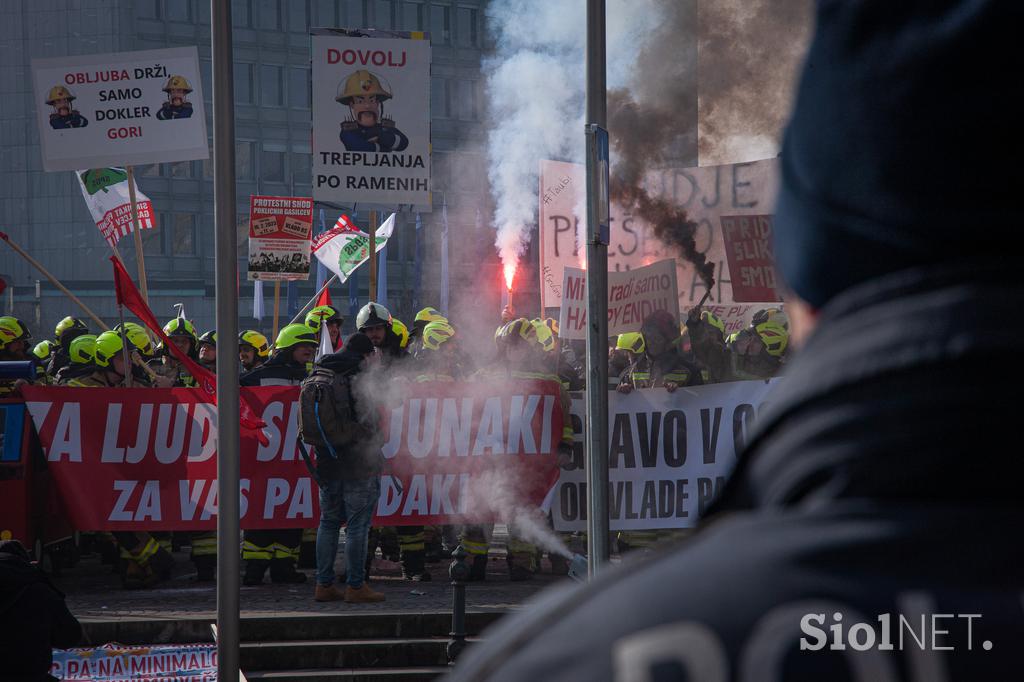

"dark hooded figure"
[0,540,82,680]
[448,2,1024,680]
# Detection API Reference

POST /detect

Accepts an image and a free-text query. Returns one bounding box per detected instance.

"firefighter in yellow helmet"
[306,305,344,352]
[197,330,217,371]
[31,340,54,383]
[609,332,644,389]
[63,331,176,587]
[54,334,97,385]
[238,330,270,371]
[239,324,319,585]
[337,70,408,152]
[0,317,33,396]
[46,85,89,129]
[156,75,194,120]
[47,316,90,377]
[150,318,199,387]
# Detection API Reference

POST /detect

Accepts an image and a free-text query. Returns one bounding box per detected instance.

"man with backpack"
[302,332,386,603]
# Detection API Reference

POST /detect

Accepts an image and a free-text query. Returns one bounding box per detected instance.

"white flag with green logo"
[311,212,395,284]
[76,167,154,248]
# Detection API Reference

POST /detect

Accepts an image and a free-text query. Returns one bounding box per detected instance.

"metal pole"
[126,166,150,304]
[584,0,610,576]
[212,1,240,679]
[272,281,281,339]
[368,210,378,298]
[447,545,470,663]
[288,274,338,325]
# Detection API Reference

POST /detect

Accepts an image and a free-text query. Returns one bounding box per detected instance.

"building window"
[431,76,450,118]
[171,214,197,256]
[374,0,394,29]
[289,67,311,109]
[257,0,282,29]
[346,0,366,27]
[237,141,256,180]
[168,161,194,178]
[457,79,478,120]
[137,0,160,19]
[316,0,339,26]
[165,0,192,22]
[200,59,212,102]
[261,149,285,182]
[402,2,424,30]
[456,6,477,47]
[292,152,312,184]
[260,65,284,106]
[235,63,255,104]
[288,0,309,31]
[233,0,253,27]
[432,150,450,188]
[137,164,160,178]
[430,4,450,44]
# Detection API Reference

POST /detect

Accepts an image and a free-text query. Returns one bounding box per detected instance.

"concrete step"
[241,637,479,670]
[244,667,449,681]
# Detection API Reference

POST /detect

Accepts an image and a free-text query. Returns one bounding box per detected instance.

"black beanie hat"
[344,332,375,356]
[774,1,1019,308]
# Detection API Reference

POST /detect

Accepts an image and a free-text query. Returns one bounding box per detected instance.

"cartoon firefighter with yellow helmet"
[45,85,89,129]
[156,75,194,120]
[337,69,408,152]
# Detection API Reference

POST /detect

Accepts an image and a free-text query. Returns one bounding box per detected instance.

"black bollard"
[447,544,470,663]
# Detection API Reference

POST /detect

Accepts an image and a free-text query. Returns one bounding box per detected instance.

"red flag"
[111,256,268,442]
[315,286,332,309]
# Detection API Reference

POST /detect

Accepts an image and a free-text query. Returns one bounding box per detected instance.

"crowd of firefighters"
[0,297,788,590]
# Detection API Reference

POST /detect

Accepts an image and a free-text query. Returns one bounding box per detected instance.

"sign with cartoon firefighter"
[31,47,208,172]
[311,29,431,207]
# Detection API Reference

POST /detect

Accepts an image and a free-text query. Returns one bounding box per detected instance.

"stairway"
[239,612,497,681]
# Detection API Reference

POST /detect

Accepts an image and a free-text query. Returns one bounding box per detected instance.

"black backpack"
[297,365,364,458]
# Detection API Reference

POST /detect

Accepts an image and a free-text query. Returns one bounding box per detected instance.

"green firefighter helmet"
[274,323,318,351]
[356,302,392,331]
[336,70,392,105]
[198,330,217,347]
[93,331,125,369]
[0,317,31,348]
[754,319,789,358]
[54,316,89,345]
[305,305,343,332]
[32,340,53,362]
[420,321,455,352]
[239,330,271,358]
[390,318,410,349]
[616,332,646,355]
[46,85,75,105]
[163,317,198,344]
[68,334,98,365]
[163,75,193,93]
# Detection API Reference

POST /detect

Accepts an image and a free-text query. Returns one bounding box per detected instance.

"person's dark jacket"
[315,348,383,480]
[0,549,82,680]
[240,353,308,387]
[447,265,1024,681]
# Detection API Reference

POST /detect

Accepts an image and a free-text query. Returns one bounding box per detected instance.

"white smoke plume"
[484,0,664,279]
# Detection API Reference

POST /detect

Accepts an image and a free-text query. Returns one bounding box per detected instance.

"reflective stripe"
[121,537,160,564]
[270,542,300,560]
[241,540,272,561]
[461,539,489,556]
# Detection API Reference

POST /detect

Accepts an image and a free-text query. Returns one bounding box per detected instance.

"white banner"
[32,47,209,171]
[76,167,154,248]
[558,259,679,340]
[551,381,778,531]
[539,158,780,334]
[311,30,431,207]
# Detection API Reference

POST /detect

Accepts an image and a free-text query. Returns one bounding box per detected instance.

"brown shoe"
[314,584,346,602]
[344,583,386,603]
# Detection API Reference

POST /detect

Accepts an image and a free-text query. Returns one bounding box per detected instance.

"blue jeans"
[316,476,380,588]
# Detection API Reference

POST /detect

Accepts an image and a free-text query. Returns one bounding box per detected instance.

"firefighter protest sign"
[31,47,208,172]
[312,212,395,283]
[52,643,216,681]
[539,158,779,332]
[558,259,679,340]
[21,379,562,530]
[247,195,314,281]
[76,168,154,248]
[550,381,778,531]
[311,29,431,207]
[720,214,782,302]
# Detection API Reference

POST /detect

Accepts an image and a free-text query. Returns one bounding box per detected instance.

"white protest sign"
[551,380,778,531]
[312,212,396,284]
[312,30,431,207]
[31,47,208,171]
[76,167,154,249]
[539,158,780,330]
[558,259,679,340]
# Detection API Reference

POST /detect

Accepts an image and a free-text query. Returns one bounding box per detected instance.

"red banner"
[720,214,783,303]
[21,380,562,530]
